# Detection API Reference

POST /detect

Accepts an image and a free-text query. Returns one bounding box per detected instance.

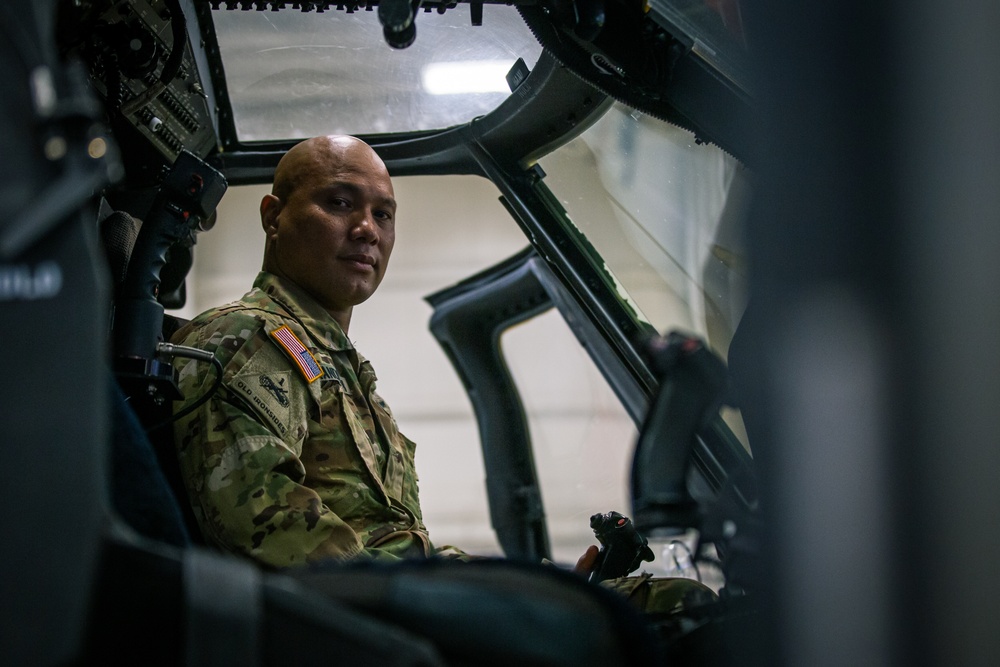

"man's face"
[262,137,397,325]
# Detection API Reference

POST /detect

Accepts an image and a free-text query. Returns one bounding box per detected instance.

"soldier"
[170,135,717,617]
[171,134,719,626]
[171,135,442,567]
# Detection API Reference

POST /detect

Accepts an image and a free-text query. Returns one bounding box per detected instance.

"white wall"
[175,174,637,565]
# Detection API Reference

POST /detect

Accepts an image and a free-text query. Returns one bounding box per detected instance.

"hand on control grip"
[588,510,654,583]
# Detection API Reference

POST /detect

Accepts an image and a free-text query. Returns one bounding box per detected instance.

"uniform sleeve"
[172,330,424,569]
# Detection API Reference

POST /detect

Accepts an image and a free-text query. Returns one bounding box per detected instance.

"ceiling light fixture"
[421,60,515,95]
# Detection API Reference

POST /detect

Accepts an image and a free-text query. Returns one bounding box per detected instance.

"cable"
[147,343,223,433]
[666,538,702,583]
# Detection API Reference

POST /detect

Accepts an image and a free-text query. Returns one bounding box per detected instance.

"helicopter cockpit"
[4,0,997,665]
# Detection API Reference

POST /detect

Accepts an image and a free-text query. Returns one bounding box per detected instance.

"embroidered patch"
[269,325,323,383]
[231,372,292,437]
[259,375,290,407]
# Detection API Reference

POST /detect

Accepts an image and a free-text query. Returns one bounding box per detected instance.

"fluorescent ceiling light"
[421,60,515,95]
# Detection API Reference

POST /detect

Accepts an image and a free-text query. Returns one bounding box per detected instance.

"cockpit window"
[537,102,751,361]
[212,5,542,141]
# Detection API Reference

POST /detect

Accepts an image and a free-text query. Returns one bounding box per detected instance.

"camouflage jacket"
[171,272,432,568]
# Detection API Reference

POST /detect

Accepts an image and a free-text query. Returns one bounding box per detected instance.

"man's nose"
[350,210,378,242]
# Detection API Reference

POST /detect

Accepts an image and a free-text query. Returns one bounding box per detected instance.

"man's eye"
[330,197,351,208]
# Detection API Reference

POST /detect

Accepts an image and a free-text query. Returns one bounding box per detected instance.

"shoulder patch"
[269,325,323,383]
[230,371,294,438]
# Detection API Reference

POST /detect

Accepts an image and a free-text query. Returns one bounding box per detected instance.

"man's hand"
[574,544,600,576]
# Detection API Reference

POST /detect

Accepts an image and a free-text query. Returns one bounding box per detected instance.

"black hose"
[147,353,223,433]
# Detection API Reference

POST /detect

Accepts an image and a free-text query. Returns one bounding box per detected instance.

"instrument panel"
[60,0,220,165]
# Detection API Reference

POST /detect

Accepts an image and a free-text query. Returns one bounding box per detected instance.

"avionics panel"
[60,0,220,163]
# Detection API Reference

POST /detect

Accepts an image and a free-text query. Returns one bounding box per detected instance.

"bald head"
[271,135,389,203]
[260,135,397,331]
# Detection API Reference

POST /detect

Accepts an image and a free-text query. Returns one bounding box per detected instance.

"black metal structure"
[424,247,663,563]
[426,250,555,563]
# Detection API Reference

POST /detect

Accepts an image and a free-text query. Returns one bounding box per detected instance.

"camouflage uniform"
[171,272,432,568]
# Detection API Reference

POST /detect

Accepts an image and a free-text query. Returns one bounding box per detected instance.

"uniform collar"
[252,271,353,353]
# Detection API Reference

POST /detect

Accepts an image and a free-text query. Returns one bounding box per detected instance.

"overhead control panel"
[59,0,220,168]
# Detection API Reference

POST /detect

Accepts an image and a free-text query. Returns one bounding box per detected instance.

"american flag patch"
[269,325,323,383]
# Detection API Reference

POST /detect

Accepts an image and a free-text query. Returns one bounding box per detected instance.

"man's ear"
[260,193,282,237]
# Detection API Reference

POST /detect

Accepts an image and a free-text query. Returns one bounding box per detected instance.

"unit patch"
[231,371,293,437]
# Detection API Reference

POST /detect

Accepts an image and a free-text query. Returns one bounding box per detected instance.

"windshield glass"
[538,102,751,361]
[211,5,542,141]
